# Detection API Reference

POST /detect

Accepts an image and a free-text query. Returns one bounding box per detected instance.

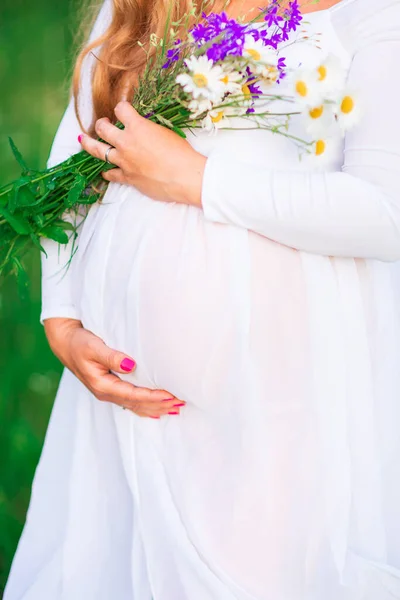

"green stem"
[0,237,17,272]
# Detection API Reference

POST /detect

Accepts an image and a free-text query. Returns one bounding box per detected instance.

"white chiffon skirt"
[5,183,400,600]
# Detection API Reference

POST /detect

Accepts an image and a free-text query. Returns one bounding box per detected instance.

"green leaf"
[40,225,69,244]
[7,177,40,213]
[32,213,45,228]
[154,114,175,129]
[30,233,47,256]
[47,169,70,190]
[67,150,90,165]
[0,207,32,235]
[16,184,36,208]
[51,219,76,232]
[8,137,29,173]
[37,179,47,195]
[66,175,87,208]
[172,126,187,138]
[0,189,12,209]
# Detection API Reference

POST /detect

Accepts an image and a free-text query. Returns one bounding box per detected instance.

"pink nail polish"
[78,134,83,143]
[162,397,175,402]
[120,358,136,372]
[168,411,179,415]
[173,402,185,407]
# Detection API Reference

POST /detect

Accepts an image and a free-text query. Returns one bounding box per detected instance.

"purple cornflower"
[264,2,283,28]
[245,68,263,98]
[162,39,182,69]
[277,56,287,81]
[263,0,302,45]
[284,1,303,31]
[248,81,263,97]
[242,68,263,114]
[190,12,250,61]
[162,2,303,72]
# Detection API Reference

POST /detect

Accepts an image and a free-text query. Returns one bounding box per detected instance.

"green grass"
[0,0,83,593]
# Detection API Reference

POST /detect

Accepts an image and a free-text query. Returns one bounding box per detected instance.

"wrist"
[171,151,206,208]
[44,317,82,360]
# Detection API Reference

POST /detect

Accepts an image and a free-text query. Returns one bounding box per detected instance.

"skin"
[45,0,342,418]
[44,318,185,417]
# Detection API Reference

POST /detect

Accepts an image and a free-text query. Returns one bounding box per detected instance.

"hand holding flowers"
[81,101,206,207]
[0,0,361,291]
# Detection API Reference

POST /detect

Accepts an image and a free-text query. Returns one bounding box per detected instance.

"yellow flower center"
[341,95,354,114]
[264,66,278,80]
[318,65,327,81]
[315,140,326,156]
[193,73,208,88]
[242,84,251,97]
[221,75,229,84]
[296,80,308,97]
[309,105,324,119]
[246,48,262,61]
[211,111,224,123]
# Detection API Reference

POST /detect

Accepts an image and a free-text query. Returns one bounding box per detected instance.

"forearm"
[196,8,400,262]
[200,158,400,261]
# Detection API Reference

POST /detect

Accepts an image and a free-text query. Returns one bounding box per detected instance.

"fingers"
[94,117,123,148]
[114,101,140,128]
[86,337,136,374]
[79,134,121,166]
[83,335,186,417]
[102,168,128,184]
[95,373,185,418]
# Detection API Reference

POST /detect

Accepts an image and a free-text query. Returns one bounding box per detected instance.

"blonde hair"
[72,0,207,132]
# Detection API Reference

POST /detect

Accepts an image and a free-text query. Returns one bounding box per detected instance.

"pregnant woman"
[4,0,400,598]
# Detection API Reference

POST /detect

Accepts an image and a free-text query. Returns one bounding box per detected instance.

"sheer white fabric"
[5,1,400,599]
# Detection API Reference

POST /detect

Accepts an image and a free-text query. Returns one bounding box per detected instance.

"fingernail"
[168,411,180,415]
[78,134,83,144]
[162,397,175,402]
[150,416,160,419]
[173,402,185,407]
[120,358,136,372]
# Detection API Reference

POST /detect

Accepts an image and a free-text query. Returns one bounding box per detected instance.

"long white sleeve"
[40,0,112,323]
[201,1,400,262]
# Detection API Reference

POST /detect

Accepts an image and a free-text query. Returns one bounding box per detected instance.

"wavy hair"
[72,0,209,132]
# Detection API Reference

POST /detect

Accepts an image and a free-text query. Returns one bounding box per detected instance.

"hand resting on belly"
[43,317,186,418]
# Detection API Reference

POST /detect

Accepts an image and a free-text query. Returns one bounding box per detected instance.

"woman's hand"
[79,101,207,207]
[43,318,185,418]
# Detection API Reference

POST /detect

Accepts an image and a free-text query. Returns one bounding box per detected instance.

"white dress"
[5,1,400,599]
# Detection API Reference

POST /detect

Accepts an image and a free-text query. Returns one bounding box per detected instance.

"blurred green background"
[0,0,86,594]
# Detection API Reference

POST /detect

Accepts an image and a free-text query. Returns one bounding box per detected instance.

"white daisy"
[176,56,225,102]
[335,90,362,132]
[243,35,279,76]
[260,63,280,84]
[315,54,346,98]
[304,136,343,169]
[201,101,250,132]
[291,68,324,107]
[188,97,213,119]
[202,107,231,133]
[232,82,256,114]
[303,102,336,137]
[220,70,242,95]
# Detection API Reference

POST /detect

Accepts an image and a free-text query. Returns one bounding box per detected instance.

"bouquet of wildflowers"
[0,0,360,291]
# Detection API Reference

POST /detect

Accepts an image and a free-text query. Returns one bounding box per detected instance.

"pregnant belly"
[75,185,310,411]
[75,186,317,590]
